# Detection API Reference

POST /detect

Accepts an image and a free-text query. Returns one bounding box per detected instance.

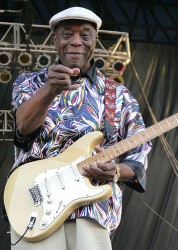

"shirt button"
[63,115,68,120]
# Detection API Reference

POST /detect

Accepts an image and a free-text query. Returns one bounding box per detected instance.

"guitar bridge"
[29,185,43,206]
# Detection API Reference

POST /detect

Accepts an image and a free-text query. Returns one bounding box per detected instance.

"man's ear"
[53,33,57,48]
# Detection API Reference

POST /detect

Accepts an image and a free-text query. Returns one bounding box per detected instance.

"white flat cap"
[49,7,102,33]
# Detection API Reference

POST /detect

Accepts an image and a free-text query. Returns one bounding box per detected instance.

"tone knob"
[47,198,53,204]
[41,220,47,227]
[45,209,51,216]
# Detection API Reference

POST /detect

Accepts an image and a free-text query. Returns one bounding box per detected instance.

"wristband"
[113,164,120,183]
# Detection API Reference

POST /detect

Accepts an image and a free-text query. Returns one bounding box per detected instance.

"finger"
[50,83,80,97]
[48,66,80,88]
[60,84,80,91]
[94,147,112,164]
[94,146,103,153]
[71,68,80,76]
[50,65,80,77]
[49,64,73,75]
[95,162,115,171]
[83,163,114,180]
[83,166,104,180]
[48,74,71,85]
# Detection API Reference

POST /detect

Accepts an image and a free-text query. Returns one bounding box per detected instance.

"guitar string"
[36,167,83,190]
[37,111,178,191]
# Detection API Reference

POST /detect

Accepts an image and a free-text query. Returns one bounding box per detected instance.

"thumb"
[71,68,80,76]
[94,146,103,153]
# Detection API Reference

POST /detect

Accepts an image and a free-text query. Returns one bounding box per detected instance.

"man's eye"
[63,33,72,38]
[82,34,90,40]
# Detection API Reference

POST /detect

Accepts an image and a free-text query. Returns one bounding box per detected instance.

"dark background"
[0,1,178,250]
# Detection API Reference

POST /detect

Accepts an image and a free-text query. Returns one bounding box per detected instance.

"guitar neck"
[78,113,178,168]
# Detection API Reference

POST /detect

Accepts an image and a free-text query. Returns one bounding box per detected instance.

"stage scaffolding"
[0,22,131,74]
[0,110,14,141]
[0,22,131,140]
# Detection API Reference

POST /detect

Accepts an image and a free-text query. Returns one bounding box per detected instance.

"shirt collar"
[83,59,97,83]
[57,58,97,83]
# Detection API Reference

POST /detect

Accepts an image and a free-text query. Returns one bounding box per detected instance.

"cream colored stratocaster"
[4,113,178,242]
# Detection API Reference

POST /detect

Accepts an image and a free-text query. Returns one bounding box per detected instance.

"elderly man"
[9,6,151,250]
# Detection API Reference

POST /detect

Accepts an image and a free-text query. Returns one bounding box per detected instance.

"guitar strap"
[104,78,117,142]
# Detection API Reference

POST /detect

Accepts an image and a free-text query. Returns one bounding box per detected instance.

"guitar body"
[4,131,112,242]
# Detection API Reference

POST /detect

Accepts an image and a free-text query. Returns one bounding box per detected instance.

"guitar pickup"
[29,185,43,206]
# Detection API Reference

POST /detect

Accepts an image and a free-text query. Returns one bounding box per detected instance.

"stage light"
[0,70,12,84]
[95,57,108,70]
[37,54,51,68]
[18,52,32,66]
[112,60,125,74]
[0,52,11,65]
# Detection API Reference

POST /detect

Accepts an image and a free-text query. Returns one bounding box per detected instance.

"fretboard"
[78,113,178,168]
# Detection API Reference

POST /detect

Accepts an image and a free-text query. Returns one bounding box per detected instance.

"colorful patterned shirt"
[11,65,151,235]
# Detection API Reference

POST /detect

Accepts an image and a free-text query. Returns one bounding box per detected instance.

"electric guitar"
[4,113,178,242]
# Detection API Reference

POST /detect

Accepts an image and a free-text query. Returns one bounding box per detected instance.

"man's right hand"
[47,64,81,96]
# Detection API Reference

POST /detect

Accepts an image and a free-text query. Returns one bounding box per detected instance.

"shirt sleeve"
[116,86,152,192]
[12,71,44,150]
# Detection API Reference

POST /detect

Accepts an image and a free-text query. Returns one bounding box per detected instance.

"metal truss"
[0,22,131,74]
[0,110,14,141]
[0,23,131,138]
[1,0,177,45]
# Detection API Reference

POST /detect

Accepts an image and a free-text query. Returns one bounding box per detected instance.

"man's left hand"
[82,146,117,182]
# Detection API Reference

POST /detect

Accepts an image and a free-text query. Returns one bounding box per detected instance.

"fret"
[114,143,123,156]
[174,114,178,122]
[106,148,113,160]
[165,119,172,128]
[127,134,142,150]
[151,126,157,136]
[115,144,122,154]
[79,159,89,168]
[98,155,105,163]
[126,138,132,148]
[99,152,108,163]
[107,147,116,159]
[144,130,150,140]
[106,151,112,162]
[112,144,122,157]
[102,150,110,162]
[121,141,127,151]
[78,113,178,169]
[158,123,164,132]
[138,133,144,142]
[88,154,99,164]
[131,136,138,145]
[96,153,105,163]
[125,138,134,150]
[146,127,155,139]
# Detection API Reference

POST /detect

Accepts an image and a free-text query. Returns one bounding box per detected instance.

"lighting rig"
[0,20,131,140]
[0,22,131,85]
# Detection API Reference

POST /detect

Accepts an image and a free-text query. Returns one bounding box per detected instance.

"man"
[10,6,151,250]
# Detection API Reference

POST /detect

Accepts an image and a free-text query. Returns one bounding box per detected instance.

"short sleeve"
[116,87,152,192]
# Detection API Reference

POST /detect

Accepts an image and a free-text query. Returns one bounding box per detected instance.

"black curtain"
[111,43,178,250]
[0,43,178,250]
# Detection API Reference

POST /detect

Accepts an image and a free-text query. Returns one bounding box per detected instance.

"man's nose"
[70,33,82,45]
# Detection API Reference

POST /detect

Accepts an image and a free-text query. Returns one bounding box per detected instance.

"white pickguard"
[30,156,107,230]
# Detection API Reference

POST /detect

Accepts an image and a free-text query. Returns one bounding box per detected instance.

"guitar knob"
[47,198,53,204]
[45,209,51,216]
[41,220,47,227]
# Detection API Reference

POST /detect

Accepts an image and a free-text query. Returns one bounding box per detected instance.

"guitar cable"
[11,211,37,246]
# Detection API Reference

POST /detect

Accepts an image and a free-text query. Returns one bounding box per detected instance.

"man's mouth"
[67,52,83,55]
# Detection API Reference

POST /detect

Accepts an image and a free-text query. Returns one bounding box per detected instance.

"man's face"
[53,20,97,73]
